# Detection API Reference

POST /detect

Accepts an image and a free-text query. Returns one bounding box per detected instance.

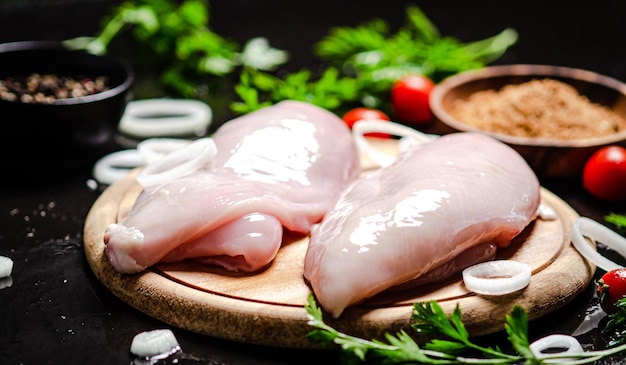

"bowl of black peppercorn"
[0,40,134,176]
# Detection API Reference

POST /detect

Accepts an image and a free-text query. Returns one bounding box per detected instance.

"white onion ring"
[136,137,217,187]
[462,260,532,295]
[571,216,626,272]
[352,119,437,168]
[529,334,584,362]
[92,149,145,186]
[137,138,193,164]
[119,98,212,138]
[93,138,216,186]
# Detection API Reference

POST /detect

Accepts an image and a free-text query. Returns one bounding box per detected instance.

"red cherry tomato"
[597,268,626,314]
[390,74,435,126]
[582,145,626,201]
[341,107,391,138]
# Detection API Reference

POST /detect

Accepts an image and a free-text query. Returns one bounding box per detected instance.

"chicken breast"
[104,100,360,274]
[303,132,540,317]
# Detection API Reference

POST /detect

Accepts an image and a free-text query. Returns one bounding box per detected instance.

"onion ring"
[92,149,145,186]
[137,138,193,164]
[352,119,437,168]
[93,138,216,186]
[571,216,626,272]
[462,260,532,295]
[529,334,584,362]
[119,98,212,138]
[136,137,217,187]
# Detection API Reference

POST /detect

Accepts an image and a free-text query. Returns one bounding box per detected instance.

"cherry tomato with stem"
[341,107,391,138]
[597,268,626,314]
[390,74,435,126]
[582,145,626,201]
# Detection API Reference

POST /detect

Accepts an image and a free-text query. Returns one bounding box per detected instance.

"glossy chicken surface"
[304,132,540,317]
[104,101,360,274]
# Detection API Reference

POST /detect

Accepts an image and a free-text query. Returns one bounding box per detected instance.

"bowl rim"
[0,40,134,106]
[430,64,626,148]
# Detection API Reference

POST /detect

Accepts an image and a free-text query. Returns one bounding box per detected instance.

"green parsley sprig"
[314,6,517,83]
[232,5,518,115]
[598,212,626,347]
[230,67,360,115]
[304,294,626,364]
[602,299,626,347]
[64,0,287,99]
[64,1,517,118]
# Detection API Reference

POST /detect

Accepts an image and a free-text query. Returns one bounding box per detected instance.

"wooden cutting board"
[83,139,595,348]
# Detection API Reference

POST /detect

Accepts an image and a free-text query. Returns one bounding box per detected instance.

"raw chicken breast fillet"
[303,132,540,317]
[104,100,360,274]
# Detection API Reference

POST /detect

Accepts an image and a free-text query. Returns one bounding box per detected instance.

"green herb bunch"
[596,212,626,347]
[64,0,287,100]
[603,299,626,347]
[67,1,517,118]
[232,6,518,115]
[305,294,626,364]
[315,6,517,94]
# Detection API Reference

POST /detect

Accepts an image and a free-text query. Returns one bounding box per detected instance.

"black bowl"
[0,41,134,175]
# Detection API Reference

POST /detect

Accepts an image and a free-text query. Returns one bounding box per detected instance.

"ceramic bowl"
[429,64,626,178]
[0,41,134,174]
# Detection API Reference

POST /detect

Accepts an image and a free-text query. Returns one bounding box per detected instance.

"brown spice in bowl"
[448,78,626,140]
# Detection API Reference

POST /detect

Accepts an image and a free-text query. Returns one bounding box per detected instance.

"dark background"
[2,1,626,364]
[2,0,626,111]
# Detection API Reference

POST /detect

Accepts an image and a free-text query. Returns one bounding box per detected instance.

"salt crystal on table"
[130,329,180,358]
[0,256,13,278]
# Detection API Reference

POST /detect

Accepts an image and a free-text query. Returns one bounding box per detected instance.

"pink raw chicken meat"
[303,132,541,317]
[104,100,360,274]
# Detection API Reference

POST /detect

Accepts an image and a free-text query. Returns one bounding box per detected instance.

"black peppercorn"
[0,73,110,103]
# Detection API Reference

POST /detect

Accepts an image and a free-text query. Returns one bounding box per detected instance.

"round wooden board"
[83,140,596,348]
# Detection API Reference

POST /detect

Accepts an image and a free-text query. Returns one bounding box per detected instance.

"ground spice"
[449,78,626,140]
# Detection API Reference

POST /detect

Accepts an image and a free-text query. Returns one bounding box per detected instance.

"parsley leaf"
[504,305,534,360]
[413,301,520,361]
[602,299,626,347]
[231,67,360,114]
